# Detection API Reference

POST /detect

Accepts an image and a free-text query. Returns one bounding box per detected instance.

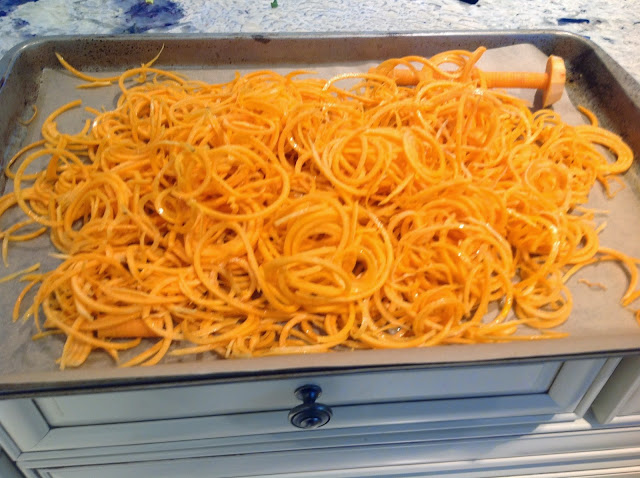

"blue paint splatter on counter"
[11,17,28,28]
[116,0,184,34]
[557,17,590,25]
[0,0,38,17]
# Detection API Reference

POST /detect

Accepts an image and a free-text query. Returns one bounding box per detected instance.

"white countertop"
[0,0,638,84]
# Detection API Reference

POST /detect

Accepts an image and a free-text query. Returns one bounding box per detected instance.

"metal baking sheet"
[0,32,639,397]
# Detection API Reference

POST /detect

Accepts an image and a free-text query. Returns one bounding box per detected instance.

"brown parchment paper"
[1,44,639,390]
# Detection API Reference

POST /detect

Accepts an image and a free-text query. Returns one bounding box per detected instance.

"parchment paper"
[1,44,639,390]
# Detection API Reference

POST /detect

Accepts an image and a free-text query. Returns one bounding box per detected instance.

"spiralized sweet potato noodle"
[1,47,636,368]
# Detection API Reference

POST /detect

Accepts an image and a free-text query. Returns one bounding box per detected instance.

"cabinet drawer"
[0,358,612,457]
[592,356,640,423]
[34,361,563,426]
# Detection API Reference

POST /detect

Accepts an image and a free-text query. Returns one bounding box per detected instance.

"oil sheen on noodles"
[0,47,635,368]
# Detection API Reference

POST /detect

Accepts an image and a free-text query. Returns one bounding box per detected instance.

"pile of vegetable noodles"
[0,47,635,368]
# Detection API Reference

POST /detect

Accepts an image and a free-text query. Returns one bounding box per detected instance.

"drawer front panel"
[29,394,562,452]
[10,358,607,455]
[35,361,562,426]
[0,358,610,456]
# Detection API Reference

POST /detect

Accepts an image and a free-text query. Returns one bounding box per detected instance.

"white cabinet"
[3,356,640,477]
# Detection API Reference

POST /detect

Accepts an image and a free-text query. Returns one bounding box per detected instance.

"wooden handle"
[481,71,548,90]
[371,55,566,106]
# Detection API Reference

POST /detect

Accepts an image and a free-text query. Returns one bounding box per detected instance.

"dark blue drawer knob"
[288,384,332,429]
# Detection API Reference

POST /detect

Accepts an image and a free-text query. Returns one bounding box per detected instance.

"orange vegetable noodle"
[1,47,636,368]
